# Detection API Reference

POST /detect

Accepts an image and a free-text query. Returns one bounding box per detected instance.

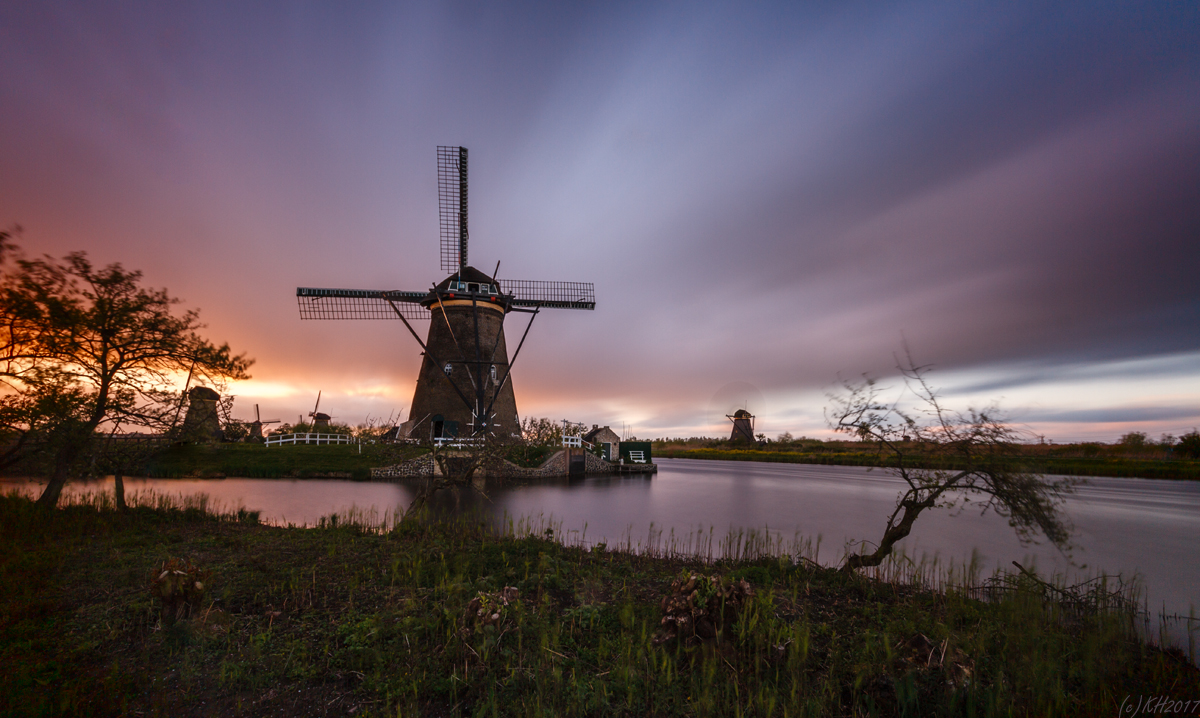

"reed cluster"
[1,490,1195,717]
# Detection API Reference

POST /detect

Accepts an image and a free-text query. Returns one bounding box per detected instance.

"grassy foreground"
[2,492,1196,717]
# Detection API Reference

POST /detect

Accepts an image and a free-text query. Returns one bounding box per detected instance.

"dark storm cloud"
[948,352,1200,397]
[1018,406,1200,425]
[1,1,1197,438]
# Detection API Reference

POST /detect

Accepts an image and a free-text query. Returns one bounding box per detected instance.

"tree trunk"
[35,460,70,509]
[35,431,91,510]
[840,496,935,572]
[114,473,127,511]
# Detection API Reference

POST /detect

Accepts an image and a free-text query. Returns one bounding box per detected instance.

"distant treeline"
[652,440,1200,480]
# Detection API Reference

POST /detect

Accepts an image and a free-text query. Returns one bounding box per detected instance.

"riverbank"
[141,442,428,479]
[655,447,1200,480]
[2,491,1195,717]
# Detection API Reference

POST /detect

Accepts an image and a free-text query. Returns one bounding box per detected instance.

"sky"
[2,1,1198,442]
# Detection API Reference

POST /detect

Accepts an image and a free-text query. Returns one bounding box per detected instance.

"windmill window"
[467,282,479,293]
[444,363,452,375]
[490,365,497,381]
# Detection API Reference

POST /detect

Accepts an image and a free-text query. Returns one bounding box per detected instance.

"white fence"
[266,432,354,447]
[432,436,488,448]
[562,435,594,449]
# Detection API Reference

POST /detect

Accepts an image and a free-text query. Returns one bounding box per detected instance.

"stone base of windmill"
[371,449,654,480]
[178,387,223,443]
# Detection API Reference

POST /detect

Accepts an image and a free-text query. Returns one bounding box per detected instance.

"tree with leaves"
[826,352,1077,573]
[0,232,253,508]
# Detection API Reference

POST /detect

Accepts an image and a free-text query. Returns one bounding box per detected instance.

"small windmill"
[308,391,332,429]
[249,404,281,442]
[727,409,756,443]
[296,146,595,440]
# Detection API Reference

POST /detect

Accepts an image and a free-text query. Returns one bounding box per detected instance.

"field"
[2,490,1196,717]
[139,443,428,479]
[652,440,1200,480]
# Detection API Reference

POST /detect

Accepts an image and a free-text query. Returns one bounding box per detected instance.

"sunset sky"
[3,2,1198,442]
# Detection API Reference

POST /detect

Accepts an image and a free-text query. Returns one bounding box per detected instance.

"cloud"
[2,1,1197,438]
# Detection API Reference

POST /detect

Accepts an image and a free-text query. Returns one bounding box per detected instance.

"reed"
[1,492,1194,717]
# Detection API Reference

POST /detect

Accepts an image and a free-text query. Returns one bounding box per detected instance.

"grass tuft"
[0,491,1195,717]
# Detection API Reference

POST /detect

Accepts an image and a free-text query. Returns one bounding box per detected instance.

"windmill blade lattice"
[438,145,468,273]
[294,144,596,442]
[297,288,431,320]
[500,279,595,310]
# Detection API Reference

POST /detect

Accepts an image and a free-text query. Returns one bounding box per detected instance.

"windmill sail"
[296,288,431,320]
[295,144,596,442]
[438,145,468,273]
[500,279,595,310]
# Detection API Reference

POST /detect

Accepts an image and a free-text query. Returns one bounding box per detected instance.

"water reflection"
[5,458,1198,636]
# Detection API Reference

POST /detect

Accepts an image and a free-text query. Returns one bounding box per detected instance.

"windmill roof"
[437,266,495,287]
[422,266,507,306]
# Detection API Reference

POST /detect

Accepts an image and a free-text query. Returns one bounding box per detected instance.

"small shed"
[583,424,622,460]
[619,441,652,464]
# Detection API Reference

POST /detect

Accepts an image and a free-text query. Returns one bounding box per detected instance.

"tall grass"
[4,490,1194,717]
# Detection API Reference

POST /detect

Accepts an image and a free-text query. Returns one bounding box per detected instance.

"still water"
[7,458,1198,633]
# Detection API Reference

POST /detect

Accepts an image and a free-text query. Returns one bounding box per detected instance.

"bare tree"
[826,353,1077,573]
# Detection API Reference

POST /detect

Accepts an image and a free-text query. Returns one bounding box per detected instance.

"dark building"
[296,146,594,443]
[583,424,622,460]
[180,386,222,443]
[728,409,755,443]
[402,266,520,440]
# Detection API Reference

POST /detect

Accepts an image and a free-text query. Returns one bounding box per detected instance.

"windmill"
[308,391,331,429]
[296,146,595,441]
[727,409,756,443]
[249,404,281,442]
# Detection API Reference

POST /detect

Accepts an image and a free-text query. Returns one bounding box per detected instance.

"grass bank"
[137,442,429,479]
[1,491,1195,717]
[656,448,1200,480]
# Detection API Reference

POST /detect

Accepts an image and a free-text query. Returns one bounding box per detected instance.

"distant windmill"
[249,404,281,442]
[296,146,595,441]
[308,391,332,429]
[727,409,756,443]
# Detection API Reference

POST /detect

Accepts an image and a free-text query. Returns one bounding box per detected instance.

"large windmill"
[296,146,595,441]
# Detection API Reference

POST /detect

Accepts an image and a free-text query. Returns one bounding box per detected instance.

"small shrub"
[653,573,754,645]
[1119,431,1148,449]
[1176,430,1200,459]
[150,557,210,625]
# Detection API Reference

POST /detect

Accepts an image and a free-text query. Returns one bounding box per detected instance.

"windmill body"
[308,391,332,430]
[249,404,281,442]
[727,409,756,443]
[297,147,594,441]
[404,266,520,439]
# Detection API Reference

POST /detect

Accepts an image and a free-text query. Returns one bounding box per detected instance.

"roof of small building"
[583,425,621,443]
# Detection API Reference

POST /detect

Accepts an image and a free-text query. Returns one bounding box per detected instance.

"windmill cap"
[731,409,753,418]
[422,266,506,306]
